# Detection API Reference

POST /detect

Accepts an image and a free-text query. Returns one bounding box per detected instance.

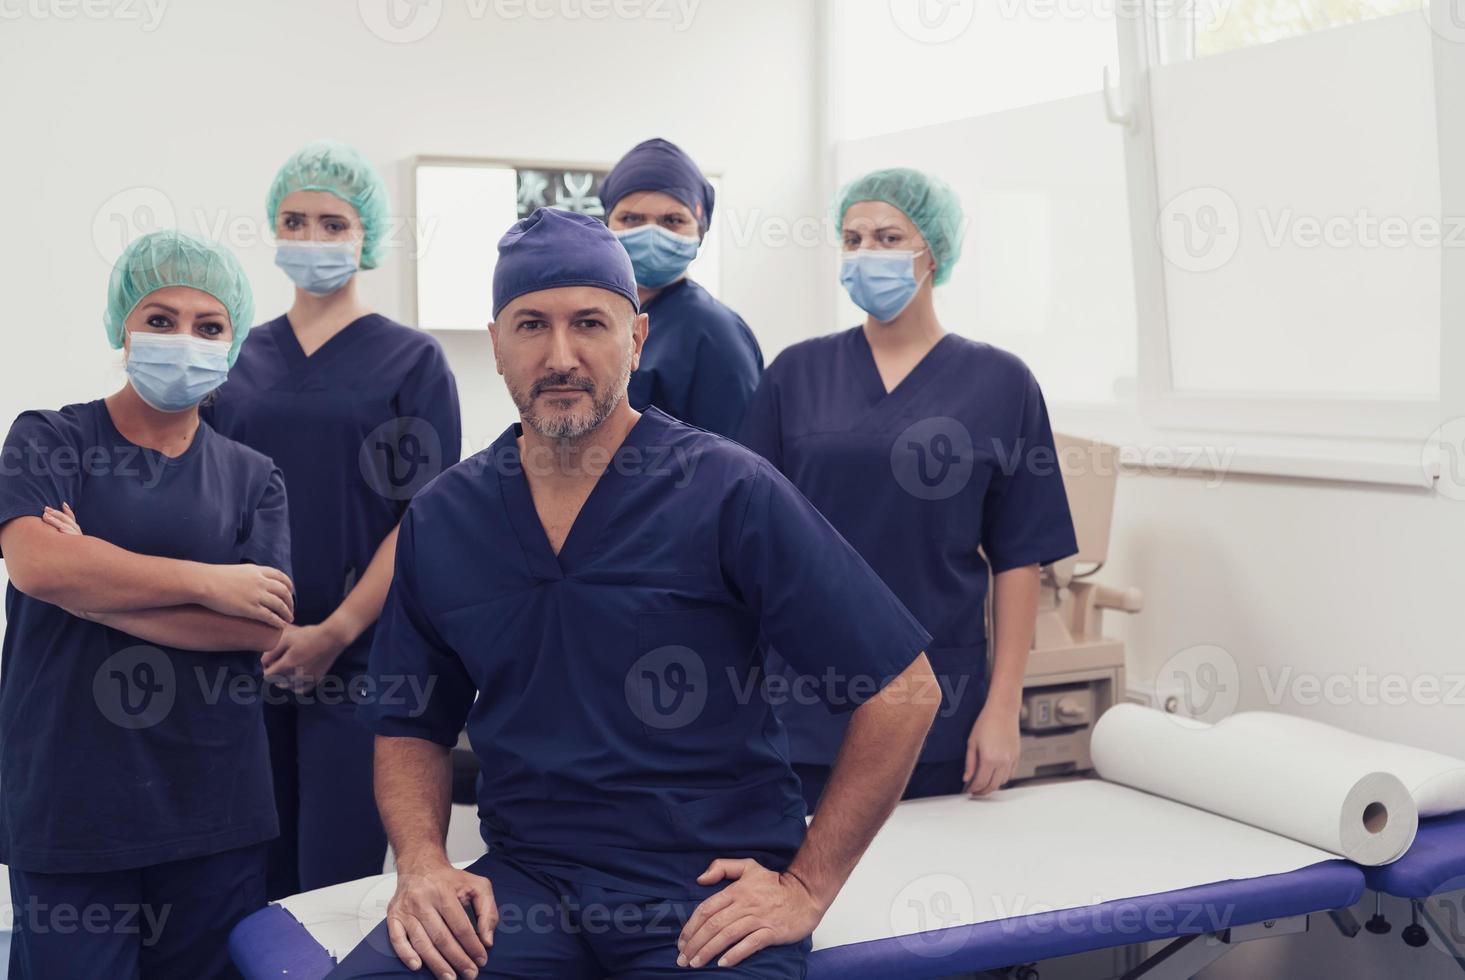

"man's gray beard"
[515,352,633,442]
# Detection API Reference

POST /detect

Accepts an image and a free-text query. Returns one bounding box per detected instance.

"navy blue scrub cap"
[492,207,641,319]
[600,138,715,234]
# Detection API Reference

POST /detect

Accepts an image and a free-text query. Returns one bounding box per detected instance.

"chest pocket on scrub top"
[628,607,753,737]
[886,415,988,550]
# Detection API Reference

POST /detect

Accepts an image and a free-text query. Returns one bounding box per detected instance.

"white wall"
[1098,465,1463,754]
[0,0,826,629]
[0,0,823,452]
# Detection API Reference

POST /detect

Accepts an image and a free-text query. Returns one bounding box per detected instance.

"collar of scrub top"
[492,207,641,319]
[99,395,212,469]
[498,406,672,581]
[849,328,961,426]
[600,137,715,235]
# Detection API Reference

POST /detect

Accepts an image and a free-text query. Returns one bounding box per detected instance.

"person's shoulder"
[233,315,288,355]
[6,400,98,447]
[370,315,447,352]
[405,435,511,520]
[943,335,1037,383]
[367,316,454,379]
[666,420,807,514]
[642,407,766,481]
[200,420,280,484]
[248,314,290,337]
[765,325,859,376]
[665,282,745,332]
[943,333,1025,372]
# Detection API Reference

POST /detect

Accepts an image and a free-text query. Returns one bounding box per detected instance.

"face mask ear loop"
[909,248,936,296]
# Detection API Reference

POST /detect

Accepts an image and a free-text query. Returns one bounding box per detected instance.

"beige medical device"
[1010,434,1141,782]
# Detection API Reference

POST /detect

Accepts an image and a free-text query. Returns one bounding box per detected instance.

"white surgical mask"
[125,332,231,412]
[839,248,931,322]
[274,240,360,295]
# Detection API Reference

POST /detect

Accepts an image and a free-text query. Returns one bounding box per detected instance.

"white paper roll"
[1091,704,1419,865]
[1219,711,1465,817]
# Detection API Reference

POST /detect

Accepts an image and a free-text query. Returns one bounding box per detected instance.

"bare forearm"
[1,518,204,612]
[787,653,939,910]
[988,564,1041,711]
[90,605,282,653]
[324,525,400,647]
[375,735,454,873]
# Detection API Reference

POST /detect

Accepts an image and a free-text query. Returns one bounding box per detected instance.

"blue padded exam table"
[230,779,1465,980]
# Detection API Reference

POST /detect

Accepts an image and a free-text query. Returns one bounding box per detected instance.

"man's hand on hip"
[677,858,823,968]
[386,861,496,980]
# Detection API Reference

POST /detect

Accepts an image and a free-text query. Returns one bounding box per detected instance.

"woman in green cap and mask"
[740,167,1078,807]
[0,229,295,978]
[204,140,462,898]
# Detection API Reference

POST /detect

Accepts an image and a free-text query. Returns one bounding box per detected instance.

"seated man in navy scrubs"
[329,208,939,980]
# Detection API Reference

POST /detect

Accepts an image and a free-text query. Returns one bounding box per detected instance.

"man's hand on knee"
[385,862,496,980]
[677,858,823,968]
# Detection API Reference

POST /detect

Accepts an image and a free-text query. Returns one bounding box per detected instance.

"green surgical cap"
[103,230,255,368]
[267,140,388,270]
[834,167,965,286]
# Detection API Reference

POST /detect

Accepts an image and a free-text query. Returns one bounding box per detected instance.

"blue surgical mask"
[840,248,931,322]
[274,241,360,295]
[125,332,232,413]
[614,224,700,289]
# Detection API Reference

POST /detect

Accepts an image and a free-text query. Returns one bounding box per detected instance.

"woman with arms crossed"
[0,231,294,978]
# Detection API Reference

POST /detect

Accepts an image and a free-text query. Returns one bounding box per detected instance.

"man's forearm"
[375,735,455,873]
[89,605,282,653]
[786,653,939,910]
[988,564,1041,711]
[1,518,206,612]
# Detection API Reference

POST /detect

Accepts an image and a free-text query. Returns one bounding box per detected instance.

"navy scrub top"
[738,327,1078,764]
[204,314,462,674]
[0,399,291,873]
[627,278,764,438]
[361,406,931,900]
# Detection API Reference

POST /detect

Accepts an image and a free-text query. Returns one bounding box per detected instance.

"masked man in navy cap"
[602,137,763,438]
[329,208,938,979]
